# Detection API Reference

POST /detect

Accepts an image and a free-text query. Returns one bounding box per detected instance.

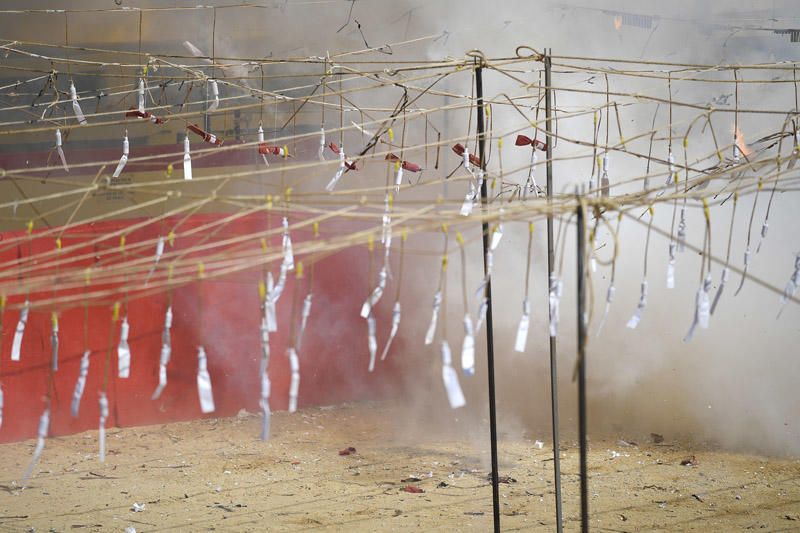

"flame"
[613,16,623,31]
[735,126,751,157]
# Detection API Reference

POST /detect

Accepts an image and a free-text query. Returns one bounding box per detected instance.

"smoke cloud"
[1,0,798,457]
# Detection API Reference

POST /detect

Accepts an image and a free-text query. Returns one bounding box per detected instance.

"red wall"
[0,213,399,442]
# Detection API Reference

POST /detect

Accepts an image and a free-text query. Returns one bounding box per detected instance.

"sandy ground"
[0,402,799,532]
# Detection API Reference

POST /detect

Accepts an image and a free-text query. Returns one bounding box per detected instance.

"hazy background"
[1,0,799,456]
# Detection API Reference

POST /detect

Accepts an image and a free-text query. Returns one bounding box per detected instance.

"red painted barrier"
[0,213,399,442]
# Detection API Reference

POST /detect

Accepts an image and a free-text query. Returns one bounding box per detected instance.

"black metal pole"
[545,50,564,533]
[576,192,589,532]
[475,61,501,533]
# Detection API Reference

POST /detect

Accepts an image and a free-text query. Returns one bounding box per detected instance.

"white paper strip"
[666,151,676,184]
[55,128,69,172]
[259,363,271,440]
[698,275,712,329]
[667,242,676,289]
[548,274,563,338]
[441,340,466,409]
[734,246,753,296]
[383,229,393,275]
[70,81,87,125]
[266,273,277,332]
[145,236,166,285]
[490,223,504,251]
[257,125,269,166]
[196,346,215,414]
[394,165,404,194]
[595,284,615,336]
[710,267,730,315]
[460,180,476,216]
[117,317,131,378]
[461,314,475,377]
[259,320,271,440]
[183,135,193,180]
[462,146,471,171]
[677,208,687,252]
[380,301,401,361]
[22,408,49,487]
[297,292,313,351]
[424,290,442,345]
[151,306,172,400]
[50,315,59,371]
[318,127,326,161]
[260,318,270,360]
[472,251,493,325]
[474,297,488,334]
[360,266,387,318]
[112,135,129,179]
[98,392,109,462]
[282,217,294,271]
[137,78,145,114]
[325,145,346,191]
[600,153,610,197]
[265,265,289,333]
[155,234,165,262]
[11,301,29,361]
[381,194,392,246]
[152,343,170,400]
[626,280,648,329]
[475,169,485,197]
[207,79,220,112]
[367,315,378,372]
[288,347,300,413]
[684,274,712,342]
[71,350,90,417]
[756,221,769,253]
[514,298,531,352]
[526,150,540,197]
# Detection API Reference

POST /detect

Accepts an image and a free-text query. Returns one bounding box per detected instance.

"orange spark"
[735,126,751,157]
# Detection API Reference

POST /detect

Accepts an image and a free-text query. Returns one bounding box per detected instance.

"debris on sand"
[680,455,698,466]
[651,433,664,444]
[487,474,517,484]
[339,447,357,456]
[402,485,424,494]
[236,409,253,419]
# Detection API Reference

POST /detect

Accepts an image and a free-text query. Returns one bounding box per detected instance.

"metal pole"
[475,61,501,533]
[576,192,589,532]
[545,49,564,533]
